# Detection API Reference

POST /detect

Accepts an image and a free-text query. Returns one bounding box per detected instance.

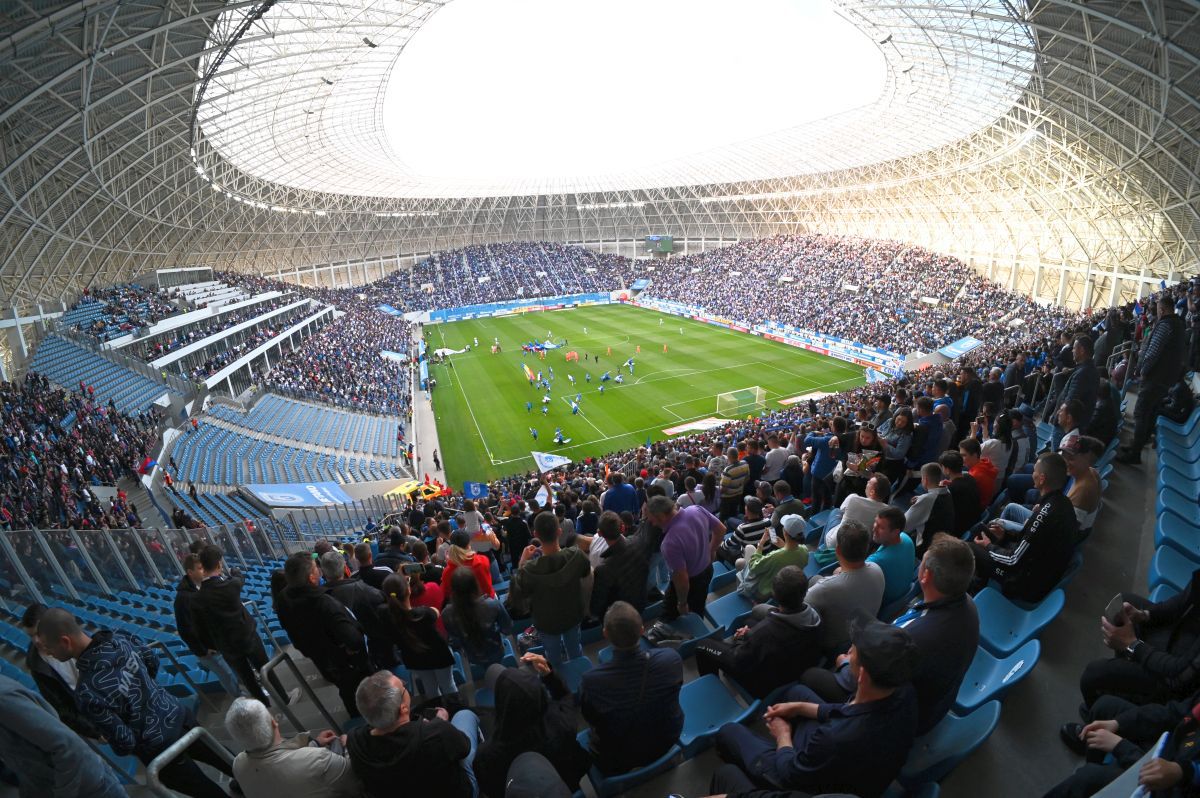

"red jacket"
[441,551,494,598]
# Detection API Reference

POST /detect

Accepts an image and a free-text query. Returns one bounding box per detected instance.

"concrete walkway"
[411,367,447,486]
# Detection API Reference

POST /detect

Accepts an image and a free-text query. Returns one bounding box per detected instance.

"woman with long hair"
[833,424,884,504]
[700,472,720,513]
[381,573,457,699]
[442,566,513,669]
[877,408,913,484]
[979,411,1016,477]
[440,529,495,598]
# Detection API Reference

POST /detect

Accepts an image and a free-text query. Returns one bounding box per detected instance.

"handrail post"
[145,726,234,797]
[260,649,343,735]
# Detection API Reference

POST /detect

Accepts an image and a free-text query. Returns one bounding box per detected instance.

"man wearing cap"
[644,495,726,620]
[736,514,810,603]
[714,619,920,797]
[718,496,773,566]
[696,566,823,698]
[802,537,979,735]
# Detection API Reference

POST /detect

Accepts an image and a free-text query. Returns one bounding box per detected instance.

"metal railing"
[149,640,218,712]
[260,649,344,735]
[145,726,235,797]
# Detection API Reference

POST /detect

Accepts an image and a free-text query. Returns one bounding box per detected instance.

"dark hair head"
[771,566,809,612]
[835,521,871,563]
[199,544,223,572]
[354,543,372,564]
[923,537,975,597]
[958,437,982,458]
[877,507,906,532]
[20,603,46,631]
[448,567,485,646]
[937,450,964,474]
[603,602,643,649]
[283,551,315,588]
[532,511,560,543]
[598,511,622,541]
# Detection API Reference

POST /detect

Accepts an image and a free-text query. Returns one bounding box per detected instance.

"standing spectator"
[172,556,243,698]
[36,609,235,798]
[589,512,651,619]
[600,472,638,516]
[578,602,684,775]
[719,447,750,518]
[346,671,481,798]
[353,543,395,591]
[644,495,725,620]
[443,567,514,670]
[18,604,102,738]
[502,502,533,573]
[0,673,126,798]
[191,545,292,707]
[276,552,370,718]
[380,573,458,701]
[321,551,396,670]
[1059,335,1100,434]
[1119,295,1187,464]
[224,697,361,798]
[441,530,495,599]
[511,511,591,667]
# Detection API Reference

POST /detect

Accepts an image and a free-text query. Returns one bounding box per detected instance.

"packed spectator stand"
[2,239,1199,798]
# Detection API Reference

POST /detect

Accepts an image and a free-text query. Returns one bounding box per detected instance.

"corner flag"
[532,451,572,473]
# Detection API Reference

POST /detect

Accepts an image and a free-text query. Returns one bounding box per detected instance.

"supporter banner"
[428,293,612,324]
[243,481,352,507]
[463,481,490,500]
[531,451,572,473]
[380,350,407,364]
[630,279,651,290]
[937,336,984,359]
[864,368,891,384]
[377,304,404,317]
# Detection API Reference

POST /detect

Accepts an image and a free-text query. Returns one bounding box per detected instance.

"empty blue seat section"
[30,335,180,414]
[205,393,403,460]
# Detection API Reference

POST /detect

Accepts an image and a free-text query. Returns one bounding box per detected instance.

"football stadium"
[1,2,1199,797]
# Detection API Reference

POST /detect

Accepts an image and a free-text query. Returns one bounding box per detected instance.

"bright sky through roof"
[385,0,887,183]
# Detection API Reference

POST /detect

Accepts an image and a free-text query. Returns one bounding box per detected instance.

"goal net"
[716,386,767,416]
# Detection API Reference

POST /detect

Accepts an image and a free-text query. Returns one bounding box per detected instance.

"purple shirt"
[661,505,721,576]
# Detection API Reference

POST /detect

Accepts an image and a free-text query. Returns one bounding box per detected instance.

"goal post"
[716,386,767,416]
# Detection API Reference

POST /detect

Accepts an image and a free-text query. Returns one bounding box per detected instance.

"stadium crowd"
[126,297,294,362]
[255,308,414,416]
[68,282,179,341]
[641,235,1085,355]
[179,306,322,383]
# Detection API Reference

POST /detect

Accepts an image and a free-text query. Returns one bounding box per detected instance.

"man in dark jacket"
[171,554,242,697]
[373,530,413,572]
[347,670,480,798]
[1078,568,1200,710]
[277,552,370,717]
[801,537,979,735]
[18,604,101,738]
[579,602,683,775]
[696,566,823,698]
[36,609,234,798]
[1120,294,1188,463]
[320,551,396,669]
[1059,335,1100,434]
[589,518,650,620]
[938,451,982,537]
[969,453,1079,603]
[716,619,920,798]
[502,502,533,573]
[191,545,289,706]
[353,543,396,590]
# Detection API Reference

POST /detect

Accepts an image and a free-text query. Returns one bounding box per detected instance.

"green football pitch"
[426,304,865,486]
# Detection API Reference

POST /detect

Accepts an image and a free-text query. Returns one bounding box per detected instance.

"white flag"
[531,451,572,473]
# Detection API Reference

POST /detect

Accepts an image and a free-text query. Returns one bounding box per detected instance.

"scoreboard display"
[645,235,674,254]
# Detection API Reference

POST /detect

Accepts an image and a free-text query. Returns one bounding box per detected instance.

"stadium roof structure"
[1,0,1199,312]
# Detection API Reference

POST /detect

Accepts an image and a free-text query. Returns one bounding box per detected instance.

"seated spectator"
[804,537,979,734]
[1085,377,1121,445]
[769,479,807,535]
[0,673,126,798]
[36,608,235,798]
[718,496,772,564]
[347,671,481,798]
[906,462,956,558]
[589,511,650,619]
[905,396,944,470]
[938,450,982,536]
[1050,693,1200,798]
[867,508,917,606]
[969,453,1079,603]
[823,473,892,549]
[381,573,457,700]
[736,513,810,603]
[276,552,370,717]
[443,566,514,670]
[473,654,590,798]
[696,565,824,698]
[714,619,920,797]
[19,603,102,738]
[578,602,684,774]
[1078,568,1200,711]
[224,696,361,797]
[1063,434,1104,531]
[958,437,999,508]
[877,407,914,484]
[976,411,1017,480]
[441,530,495,599]
[511,511,591,668]
[805,521,886,653]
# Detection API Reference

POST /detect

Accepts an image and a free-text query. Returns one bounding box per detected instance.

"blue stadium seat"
[953,639,1040,714]
[704,591,758,635]
[556,655,596,694]
[577,729,681,798]
[710,561,738,591]
[1148,545,1198,593]
[677,674,760,756]
[897,701,1001,788]
[976,587,1065,656]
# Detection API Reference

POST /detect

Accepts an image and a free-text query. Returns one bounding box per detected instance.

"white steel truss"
[1,1,1199,312]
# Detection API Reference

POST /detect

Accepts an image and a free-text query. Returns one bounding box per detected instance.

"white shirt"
[824,494,890,549]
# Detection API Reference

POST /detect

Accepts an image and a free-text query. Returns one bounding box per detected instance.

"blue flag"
[1160,279,1168,290]
[463,481,489,500]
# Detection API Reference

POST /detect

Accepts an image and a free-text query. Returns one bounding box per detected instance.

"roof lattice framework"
[1,0,1199,312]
